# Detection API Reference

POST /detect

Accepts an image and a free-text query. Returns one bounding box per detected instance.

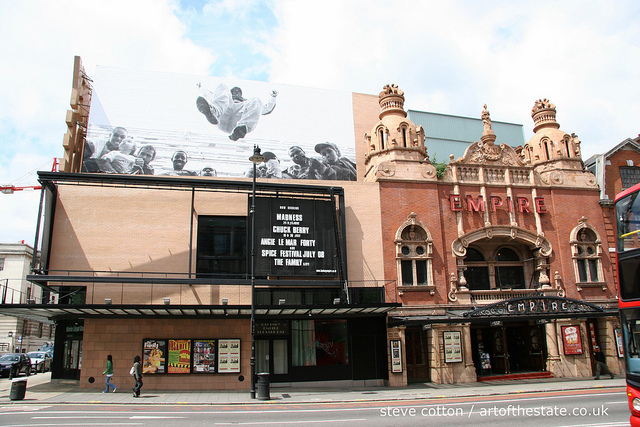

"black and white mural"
[84,67,357,180]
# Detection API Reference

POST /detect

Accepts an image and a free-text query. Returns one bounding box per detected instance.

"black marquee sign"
[253,196,339,277]
[464,296,604,318]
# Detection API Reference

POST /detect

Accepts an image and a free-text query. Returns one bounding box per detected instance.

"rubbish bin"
[10,378,28,401]
[256,373,270,400]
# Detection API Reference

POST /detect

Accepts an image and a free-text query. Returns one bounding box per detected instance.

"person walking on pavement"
[132,355,143,397]
[102,354,117,393]
[593,346,615,379]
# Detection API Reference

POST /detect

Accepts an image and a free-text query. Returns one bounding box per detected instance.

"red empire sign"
[449,194,547,214]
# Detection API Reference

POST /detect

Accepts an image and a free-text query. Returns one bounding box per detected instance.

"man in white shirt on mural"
[196,83,278,141]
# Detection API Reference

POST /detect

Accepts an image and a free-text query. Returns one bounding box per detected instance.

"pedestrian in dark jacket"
[594,346,614,379]
[132,355,143,397]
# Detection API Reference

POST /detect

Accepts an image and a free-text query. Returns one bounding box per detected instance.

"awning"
[389,297,618,327]
[0,303,400,323]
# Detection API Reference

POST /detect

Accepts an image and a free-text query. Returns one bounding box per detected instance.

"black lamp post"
[249,145,265,399]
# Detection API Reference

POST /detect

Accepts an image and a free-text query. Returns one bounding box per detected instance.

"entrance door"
[256,339,288,376]
[405,328,429,382]
[62,339,82,380]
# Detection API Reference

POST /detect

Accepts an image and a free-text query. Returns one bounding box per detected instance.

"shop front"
[389,296,619,385]
[471,321,546,378]
[255,316,389,385]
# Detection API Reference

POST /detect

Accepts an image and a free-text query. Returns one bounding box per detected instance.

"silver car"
[26,351,52,373]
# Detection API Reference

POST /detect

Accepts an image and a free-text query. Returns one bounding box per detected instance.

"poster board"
[390,340,402,373]
[142,339,167,374]
[142,338,239,374]
[561,325,583,355]
[615,328,625,358]
[253,197,338,277]
[443,331,463,363]
[218,339,241,373]
[192,340,217,373]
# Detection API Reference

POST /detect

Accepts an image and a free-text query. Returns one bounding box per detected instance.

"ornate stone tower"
[521,99,595,187]
[363,84,436,182]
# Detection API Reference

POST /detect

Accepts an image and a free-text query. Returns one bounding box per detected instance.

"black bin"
[256,373,270,400]
[10,378,27,401]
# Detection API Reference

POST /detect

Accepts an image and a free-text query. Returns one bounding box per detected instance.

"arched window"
[571,224,603,284]
[543,140,551,160]
[494,247,525,289]
[395,214,433,289]
[463,247,490,291]
[400,125,408,147]
[378,128,385,150]
[463,246,527,290]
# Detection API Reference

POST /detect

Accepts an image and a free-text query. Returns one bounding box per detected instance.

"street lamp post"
[249,145,265,399]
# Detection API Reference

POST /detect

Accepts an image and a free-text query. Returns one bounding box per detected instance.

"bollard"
[256,372,270,400]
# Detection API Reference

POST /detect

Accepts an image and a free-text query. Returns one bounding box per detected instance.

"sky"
[0,0,639,245]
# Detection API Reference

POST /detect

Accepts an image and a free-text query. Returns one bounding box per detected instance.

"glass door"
[256,339,288,375]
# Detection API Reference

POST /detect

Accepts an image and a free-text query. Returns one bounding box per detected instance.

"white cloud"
[267,0,640,156]
[1,0,639,244]
[0,0,215,243]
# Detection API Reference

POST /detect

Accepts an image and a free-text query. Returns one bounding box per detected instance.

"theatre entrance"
[405,327,430,383]
[471,322,546,377]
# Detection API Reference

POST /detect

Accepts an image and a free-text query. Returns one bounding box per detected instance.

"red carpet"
[479,371,554,382]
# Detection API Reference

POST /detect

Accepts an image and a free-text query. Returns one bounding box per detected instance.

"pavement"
[0,372,626,405]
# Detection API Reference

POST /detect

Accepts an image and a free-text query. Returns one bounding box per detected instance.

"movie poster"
[168,339,191,373]
[84,67,357,180]
[192,340,217,373]
[142,339,167,374]
[562,325,583,355]
[218,339,240,373]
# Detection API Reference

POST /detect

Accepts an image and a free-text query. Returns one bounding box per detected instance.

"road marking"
[32,416,187,420]
[555,423,628,427]
[4,424,143,427]
[0,405,51,412]
[214,419,366,425]
[130,416,188,419]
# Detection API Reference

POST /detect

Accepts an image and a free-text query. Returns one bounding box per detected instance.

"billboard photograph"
[84,67,357,180]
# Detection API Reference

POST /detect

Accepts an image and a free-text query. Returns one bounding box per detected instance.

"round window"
[416,246,425,255]
[401,246,410,255]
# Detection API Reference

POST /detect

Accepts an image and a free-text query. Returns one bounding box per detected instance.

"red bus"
[615,182,640,426]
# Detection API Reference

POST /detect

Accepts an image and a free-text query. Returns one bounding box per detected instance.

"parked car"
[0,353,31,378]
[27,351,52,373]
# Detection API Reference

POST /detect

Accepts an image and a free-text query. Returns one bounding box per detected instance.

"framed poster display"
[444,331,463,363]
[168,339,192,373]
[192,340,217,373]
[142,339,167,374]
[561,325,583,355]
[615,329,625,358]
[218,339,241,373]
[390,340,402,373]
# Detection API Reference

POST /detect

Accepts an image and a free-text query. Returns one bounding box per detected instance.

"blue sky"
[1,0,639,244]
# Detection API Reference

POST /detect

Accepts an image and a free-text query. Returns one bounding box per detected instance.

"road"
[0,388,629,426]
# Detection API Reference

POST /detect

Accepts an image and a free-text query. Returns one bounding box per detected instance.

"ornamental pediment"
[455,140,525,166]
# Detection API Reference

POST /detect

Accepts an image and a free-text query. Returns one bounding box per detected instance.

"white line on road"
[555,423,629,427]
[214,419,367,425]
[1,424,143,427]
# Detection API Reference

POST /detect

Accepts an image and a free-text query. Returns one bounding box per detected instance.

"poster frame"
[561,325,584,355]
[390,340,402,373]
[443,331,463,363]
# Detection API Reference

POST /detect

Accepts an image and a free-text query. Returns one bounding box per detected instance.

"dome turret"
[363,84,435,182]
